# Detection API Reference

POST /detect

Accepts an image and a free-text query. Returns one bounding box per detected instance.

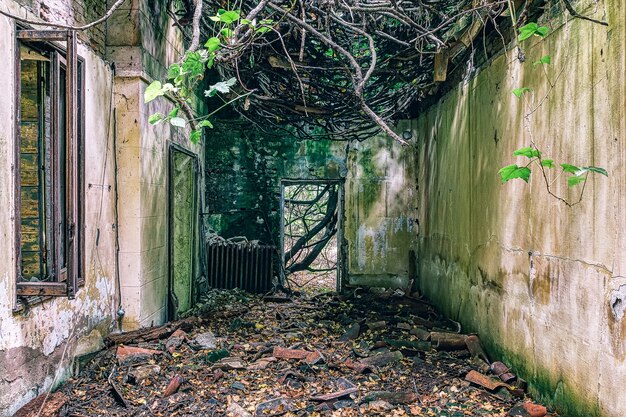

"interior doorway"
[280,180,344,295]
[168,145,198,319]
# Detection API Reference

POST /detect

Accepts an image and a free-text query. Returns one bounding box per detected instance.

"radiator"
[206,243,275,293]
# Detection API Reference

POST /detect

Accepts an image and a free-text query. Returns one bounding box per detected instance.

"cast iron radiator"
[205,243,275,293]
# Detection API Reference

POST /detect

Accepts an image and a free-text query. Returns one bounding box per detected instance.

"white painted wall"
[0,2,117,415]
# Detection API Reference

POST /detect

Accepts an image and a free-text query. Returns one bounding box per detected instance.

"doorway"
[168,145,198,319]
[280,180,344,294]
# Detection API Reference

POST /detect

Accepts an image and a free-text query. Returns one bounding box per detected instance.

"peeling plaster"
[610,285,626,321]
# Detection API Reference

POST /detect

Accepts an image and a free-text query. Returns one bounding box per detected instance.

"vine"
[500,17,608,206]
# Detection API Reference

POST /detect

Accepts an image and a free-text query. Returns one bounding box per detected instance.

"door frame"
[279,179,345,292]
[167,143,199,320]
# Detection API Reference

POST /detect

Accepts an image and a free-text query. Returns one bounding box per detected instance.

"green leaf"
[518,22,549,41]
[568,175,586,187]
[168,106,179,118]
[198,120,214,129]
[241,19,251,25]
[182,52,206,77]
[499,164,532,183]
[209,15,220,22]
[580,166,608,177]
[204,37,221,53]
[518,23,539,41]
[148,113,164,125]
[204,77,237,97]
[170,117,186,128]
[256,26,271,34]
[541,159,555,168]
[512,87,532,98]
[190,129,202,144]
[513,147,541,158]
[560,163,580,174]
[167,64,181,79]
[219,10,240,24]
[144,80,164,103]
[536,26,549,37]
[220,28,233,37]
[325,48,334,57]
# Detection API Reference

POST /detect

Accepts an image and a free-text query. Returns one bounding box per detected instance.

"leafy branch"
[499,146,608,206]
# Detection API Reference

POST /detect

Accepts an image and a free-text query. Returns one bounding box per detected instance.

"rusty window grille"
[14,28,84,300]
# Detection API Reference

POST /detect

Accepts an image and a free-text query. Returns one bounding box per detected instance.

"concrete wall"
[415,1,625,416]
[108,0,204,330]
[204,121,418,289]
[345,121,418,288]
[0,2,117,415]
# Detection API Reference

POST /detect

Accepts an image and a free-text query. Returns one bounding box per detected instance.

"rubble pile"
[19,289,552,416]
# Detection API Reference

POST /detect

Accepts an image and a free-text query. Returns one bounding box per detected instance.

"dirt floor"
[37,289,552,417]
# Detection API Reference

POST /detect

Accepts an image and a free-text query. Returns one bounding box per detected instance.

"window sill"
[12,278,85,315]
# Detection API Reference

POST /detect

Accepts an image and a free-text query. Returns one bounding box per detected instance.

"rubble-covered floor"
[42,289,552,417]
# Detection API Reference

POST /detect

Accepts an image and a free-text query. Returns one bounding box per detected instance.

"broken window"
[15,29,83,299]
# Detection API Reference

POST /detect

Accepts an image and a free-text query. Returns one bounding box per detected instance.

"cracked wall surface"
[415,1,625,416]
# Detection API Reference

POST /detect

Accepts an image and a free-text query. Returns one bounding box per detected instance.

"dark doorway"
[280,180,344,294]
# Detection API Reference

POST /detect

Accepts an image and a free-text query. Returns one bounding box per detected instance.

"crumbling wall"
[204,121,418,290]
[108,0,204,329]
[204,122,347,245]
[415,1,625,416]
[0,2,117,415]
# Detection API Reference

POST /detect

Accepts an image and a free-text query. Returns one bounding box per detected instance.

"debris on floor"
[32,288,554,416]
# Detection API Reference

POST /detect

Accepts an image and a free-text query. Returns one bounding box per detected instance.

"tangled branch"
[177,0,509,144]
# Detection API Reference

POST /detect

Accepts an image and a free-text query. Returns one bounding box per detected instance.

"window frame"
[14,28,84,301]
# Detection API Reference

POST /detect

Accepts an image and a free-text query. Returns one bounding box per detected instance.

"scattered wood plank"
[361,390,420,405]
[272,347,309,359]
[310,387,358,402]
[360,350,403,367]
[431,332,468,350]
[465,335,489,363]
[105,317,200,346]
[13,392,69,417]
[339,323,361,342]
[163,375,183,397]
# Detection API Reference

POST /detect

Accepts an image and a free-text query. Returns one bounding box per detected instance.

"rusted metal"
[206,243,274,293]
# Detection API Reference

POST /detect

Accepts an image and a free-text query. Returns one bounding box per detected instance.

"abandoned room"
[0,0,623,416]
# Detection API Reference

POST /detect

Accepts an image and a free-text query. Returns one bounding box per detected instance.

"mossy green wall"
[204,121,419,288]
[415,1,626,416]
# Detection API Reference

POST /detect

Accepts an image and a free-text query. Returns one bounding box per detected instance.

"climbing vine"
[500,18,608,206]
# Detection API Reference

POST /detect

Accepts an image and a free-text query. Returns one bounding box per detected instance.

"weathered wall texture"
[204,122,418,289]
[204,123,347,244]
[345,122,419,288]
[415,1,625,416]
[109,0,204,330]
[0,2,117,415]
